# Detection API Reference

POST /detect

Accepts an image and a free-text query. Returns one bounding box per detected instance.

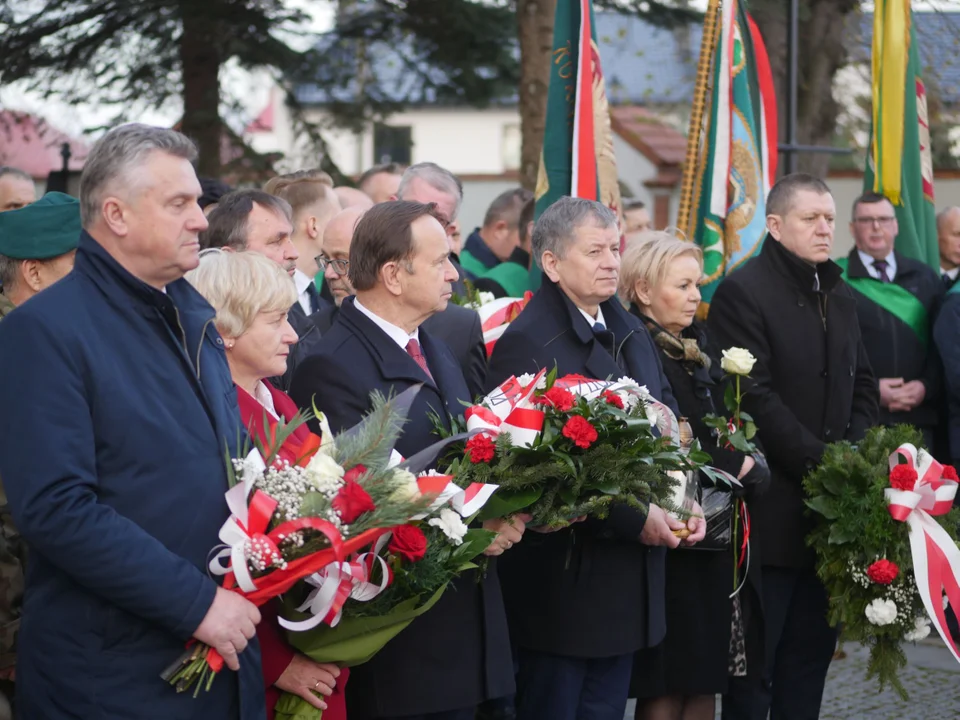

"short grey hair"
[396,162,463,220]
[0,254,19,290]
[532,197,617,269]
[0,167,32,184]
[79,124,198,226]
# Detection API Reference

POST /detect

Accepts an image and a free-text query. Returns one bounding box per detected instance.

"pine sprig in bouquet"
[162,387,435,695]
[804,424,960,699]
[435,368,709,527]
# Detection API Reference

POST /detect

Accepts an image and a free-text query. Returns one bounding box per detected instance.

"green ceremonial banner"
[688,0,776,310]
[864,3,939,270]
[529,0,621,291]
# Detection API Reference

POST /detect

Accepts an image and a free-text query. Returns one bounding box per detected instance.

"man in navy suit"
[487,197,705,720]
[290,200,522,720]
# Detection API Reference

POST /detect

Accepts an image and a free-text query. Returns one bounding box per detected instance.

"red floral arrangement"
[866,559,899,585]
[465,434,497,464]
[889,465,918,492]
[562,416,598,449]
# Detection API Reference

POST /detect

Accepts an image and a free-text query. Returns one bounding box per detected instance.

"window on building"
[501,123,521,171]
[373,124,412,165]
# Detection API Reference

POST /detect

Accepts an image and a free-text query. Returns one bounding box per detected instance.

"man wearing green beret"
[0,191,79,716]
[0,192,80,320]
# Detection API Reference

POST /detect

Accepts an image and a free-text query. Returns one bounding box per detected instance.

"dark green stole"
[835,257,929,346]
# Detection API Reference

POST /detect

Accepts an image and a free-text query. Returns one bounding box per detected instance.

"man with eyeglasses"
[310,206,366,334]
[839,191,943,448]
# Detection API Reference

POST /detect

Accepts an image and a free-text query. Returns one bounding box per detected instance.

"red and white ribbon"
[414,474,499,519]
[279,533,393,631]
[465,370,547,448]
[885,443,960,663]
[478,293,533,355]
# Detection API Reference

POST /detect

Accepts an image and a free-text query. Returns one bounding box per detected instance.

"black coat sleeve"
[707,278,826,483]
[289,350,370,435]
[847,336,880,443]
[462,310,488,401]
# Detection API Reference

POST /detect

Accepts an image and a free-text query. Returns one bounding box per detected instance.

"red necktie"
[405,338,433,380]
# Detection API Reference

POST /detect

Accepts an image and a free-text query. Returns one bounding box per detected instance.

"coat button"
[825,429,832,438]
[820,369,828,378]
[798,299,805,307]
[216,337,223,346]
[849,365,854,377]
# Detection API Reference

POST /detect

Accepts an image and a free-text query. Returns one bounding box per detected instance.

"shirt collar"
[353,297,419,349]
[942,266,959,281]
[857,249,897,280]
[578,305,607,329]
[294,269,313,295]
[255,381,280,420]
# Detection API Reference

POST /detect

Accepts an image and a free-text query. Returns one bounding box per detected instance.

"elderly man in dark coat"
[0,125,265,719]
[290,201,521,720]
[486,196,704,720]
[707,173,879,720]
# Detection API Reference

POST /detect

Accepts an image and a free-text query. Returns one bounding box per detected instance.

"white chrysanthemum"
[904,616,931,642]
[477,291,496,306]
[389,469,421,503]
[865,598,898,626]
[428,508,468,546]
[517,373,547,390]
[305,453,345,494]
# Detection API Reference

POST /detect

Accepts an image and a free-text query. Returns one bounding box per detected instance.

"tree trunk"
[517,0,556,191]
[751,0,860,178]
[179,4,223,178]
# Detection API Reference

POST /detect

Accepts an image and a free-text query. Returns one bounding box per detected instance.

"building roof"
[0,111,87,180]
[611,105,686,167]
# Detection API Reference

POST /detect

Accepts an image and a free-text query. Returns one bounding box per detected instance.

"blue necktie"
[306,283,322,314]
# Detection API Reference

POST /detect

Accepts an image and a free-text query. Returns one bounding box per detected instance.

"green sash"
[458,248,490,279]
[482,261,531,297]
[835,257,929,346]
[949,276,960,295]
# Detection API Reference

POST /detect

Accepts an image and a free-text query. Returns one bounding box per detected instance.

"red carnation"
[333,478,376,523]
[867,559,899,585]
[466,434,496,464]
[388,524,428,563]
[343,464,367,484]
[889,465,918,492]
[943,465,959,482]
[602,390,624,409]
[562,415,598,449]
[535,387,576,412]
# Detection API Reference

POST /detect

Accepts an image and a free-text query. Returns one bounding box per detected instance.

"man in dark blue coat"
[0,125,265,719]
[486,197,705,720]
[290,201,521,720]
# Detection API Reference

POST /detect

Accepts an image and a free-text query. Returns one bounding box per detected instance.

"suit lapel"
[339,299,440,392]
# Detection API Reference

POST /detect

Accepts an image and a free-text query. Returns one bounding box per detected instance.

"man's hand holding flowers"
[192,586,262,672]
[483,514,532,556]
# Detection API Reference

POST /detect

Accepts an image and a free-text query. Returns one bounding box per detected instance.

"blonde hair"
[263,171,337,220]
[186,250,297,338]
[618,230,703,306]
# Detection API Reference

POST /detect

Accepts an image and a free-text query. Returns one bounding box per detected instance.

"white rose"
[389,469,421,503]
[904,616,931,642]
[865,598,898,626]
[428,507,468,546]
[720,347,757,376]
[305,452,345,492]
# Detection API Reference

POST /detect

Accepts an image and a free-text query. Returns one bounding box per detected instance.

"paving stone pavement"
[623,638,960,720]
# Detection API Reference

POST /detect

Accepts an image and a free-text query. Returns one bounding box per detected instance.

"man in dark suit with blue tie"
[486,197,705,720]
[289,200,522,720]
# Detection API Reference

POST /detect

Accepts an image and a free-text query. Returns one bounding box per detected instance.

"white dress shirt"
[353,298,419,349]
[578,305,607,330]
[294,269,316,316]
[858,249,897,281]
[942,266,959,282]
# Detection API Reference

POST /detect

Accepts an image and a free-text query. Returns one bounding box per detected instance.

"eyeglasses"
[316,256,349,275]
[854,216,896,227]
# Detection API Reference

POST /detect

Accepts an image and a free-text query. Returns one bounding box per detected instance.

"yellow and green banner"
[865,0,938,270]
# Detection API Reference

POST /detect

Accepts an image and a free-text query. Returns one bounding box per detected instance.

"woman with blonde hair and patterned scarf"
[621,232,769,720]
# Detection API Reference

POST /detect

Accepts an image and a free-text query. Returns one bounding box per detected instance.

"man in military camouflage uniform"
[0,192,80,717]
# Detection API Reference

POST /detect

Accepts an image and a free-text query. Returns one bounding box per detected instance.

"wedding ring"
[504,540,513,549]
[314,680,322,690]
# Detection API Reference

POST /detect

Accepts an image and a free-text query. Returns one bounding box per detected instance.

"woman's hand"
[274,654,341,711]
[482,514,531,556]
